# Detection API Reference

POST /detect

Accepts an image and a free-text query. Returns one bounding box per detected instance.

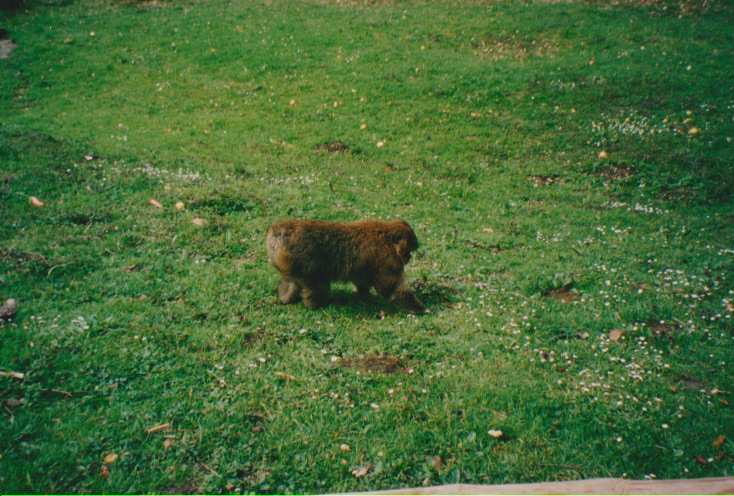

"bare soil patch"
[341,354,405,374]
[594,163,636,181]
[315,141,350,153]
[527,175,564,187]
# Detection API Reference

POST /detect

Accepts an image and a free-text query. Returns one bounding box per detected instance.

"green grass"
[1,0,733,493]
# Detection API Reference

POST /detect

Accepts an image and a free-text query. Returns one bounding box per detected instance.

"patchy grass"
[1,0,733,493]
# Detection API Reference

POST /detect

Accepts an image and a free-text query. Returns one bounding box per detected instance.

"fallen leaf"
[340,443,351,452]
[175,201,185,211]
[688,127,699,135]
[695,455,707,466]
[351,462,372,478]
[146,423,171,434]
[100,466,110,478]
[488,429,503,438]
[289,99,296,106]
[714,435,726,448]
[430,455,443,470]
[30,196,45,207]
[275,372,296,381]
[609,329,623,341]
[103,453,118,464]
[148,199,163,209]
[598,150,609,159]
[191,217,207,227]
[225,483,235,491]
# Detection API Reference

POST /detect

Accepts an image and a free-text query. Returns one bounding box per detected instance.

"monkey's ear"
[392,231,410,262]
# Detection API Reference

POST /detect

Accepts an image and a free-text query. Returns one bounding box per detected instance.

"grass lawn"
[1,0,733,493]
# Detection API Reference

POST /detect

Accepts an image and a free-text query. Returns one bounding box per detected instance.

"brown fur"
[265,219,425,312]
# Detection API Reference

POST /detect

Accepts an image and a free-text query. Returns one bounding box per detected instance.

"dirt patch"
[594,163,636,181]
[341,354,405,374]
[659,185,692,200]
[159,483,200,495]
[472,35,561,60]
[672,374,707,392]
[527,175,563,187]
[315,141,349,153]
[547,287,579,303]
[647,319,680,338]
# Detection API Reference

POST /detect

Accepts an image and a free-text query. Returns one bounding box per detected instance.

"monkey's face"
[392,221,419,264]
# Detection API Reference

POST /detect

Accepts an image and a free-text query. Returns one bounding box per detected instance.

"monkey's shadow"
[319,281,453,315]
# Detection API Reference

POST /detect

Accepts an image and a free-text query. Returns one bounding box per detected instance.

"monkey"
[265,219,425,313]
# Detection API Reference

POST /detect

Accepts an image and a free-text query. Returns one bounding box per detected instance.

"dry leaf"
[103,453,118,464]
[191,217,207,227]
[351,462,372,478]
[488,429,503,438]
[598,150,609,159]
[148,199,163,209]
[164,439,173,449]
[100,465,110,478]
[695,455,707,466]
[688,127,699,135]
[30,196,45,207]
[714,435,726,448]
[430,455,443,470]
[225,483,235,491]
[146,423,171,434]
[340,443,351,452]
[609,329,624,341]
[175,201,185,211]
[275,372,296,381]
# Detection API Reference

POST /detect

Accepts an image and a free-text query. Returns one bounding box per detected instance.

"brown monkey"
[265,219,425,313]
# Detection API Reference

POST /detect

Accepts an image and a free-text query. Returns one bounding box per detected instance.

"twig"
[146,423,172,434]
[47,263,70,276]
[0,370,25,379]
[200,462,221,478]
[40,388,73,397]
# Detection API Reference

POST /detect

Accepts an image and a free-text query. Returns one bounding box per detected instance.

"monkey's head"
[390,220,420,264]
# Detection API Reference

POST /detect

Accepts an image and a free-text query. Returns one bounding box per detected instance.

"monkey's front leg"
[301,280,330,309]
[277,279,301,304]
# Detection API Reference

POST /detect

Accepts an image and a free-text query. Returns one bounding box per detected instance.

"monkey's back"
[266,219,395,283]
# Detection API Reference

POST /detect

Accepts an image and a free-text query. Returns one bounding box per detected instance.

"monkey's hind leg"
[278,279,302,304]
